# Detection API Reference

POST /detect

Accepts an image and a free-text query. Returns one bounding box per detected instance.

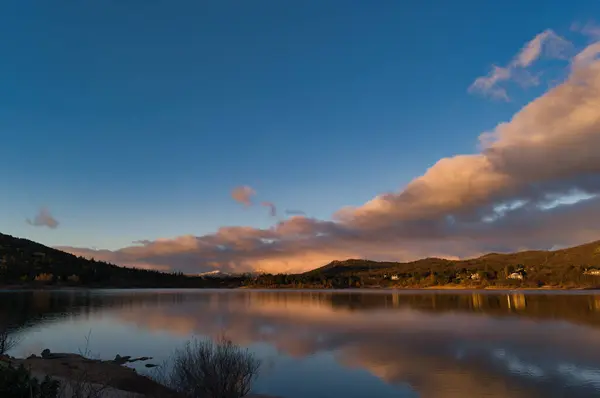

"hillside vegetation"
[2,232,600,289]
[0,233,237,288]
[246,240,600,289]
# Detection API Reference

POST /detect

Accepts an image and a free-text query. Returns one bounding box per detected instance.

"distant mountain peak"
[197,270,230,278]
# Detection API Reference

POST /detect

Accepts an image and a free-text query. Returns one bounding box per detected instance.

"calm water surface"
[2,289,600,398]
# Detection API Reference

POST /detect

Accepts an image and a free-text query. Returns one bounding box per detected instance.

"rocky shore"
[0,349,276,398]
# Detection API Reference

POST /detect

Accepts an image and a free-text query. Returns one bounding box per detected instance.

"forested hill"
[0,233,235,288]
[310,240,600,277]
[248,240,600,289]
[3,232,600,289]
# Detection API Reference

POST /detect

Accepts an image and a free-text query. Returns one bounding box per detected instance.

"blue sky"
[2,1,600,264]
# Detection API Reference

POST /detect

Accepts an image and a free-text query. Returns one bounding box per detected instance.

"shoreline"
[1,351,174,397]
[1,350,277,398]
[1,284,599,291]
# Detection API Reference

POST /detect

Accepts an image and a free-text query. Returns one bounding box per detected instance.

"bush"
[34,273,54,283]
[0,328,20,356]
[0,363,59,398]
[159,336,261,398]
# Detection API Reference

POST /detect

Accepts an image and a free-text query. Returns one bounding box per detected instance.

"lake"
[2,289,600,398]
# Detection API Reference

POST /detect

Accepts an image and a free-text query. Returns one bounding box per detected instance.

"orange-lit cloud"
[231,186,256,206]
[59,33,600,274]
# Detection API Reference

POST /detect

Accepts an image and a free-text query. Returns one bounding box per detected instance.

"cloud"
[60,36,600,275]
[26,208,59,229]
[469,29,572,100]
[261,202,277,217]
[231,186,256,206]
[513,29,571,67]
[572,22,600,40]
[132,240,152,245]
[469,66,512,100]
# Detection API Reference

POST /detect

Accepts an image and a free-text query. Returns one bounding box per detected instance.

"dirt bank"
[1,350,278,398]
[2,351,174,397]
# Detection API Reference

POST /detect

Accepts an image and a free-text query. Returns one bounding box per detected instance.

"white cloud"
[469,29,572,100]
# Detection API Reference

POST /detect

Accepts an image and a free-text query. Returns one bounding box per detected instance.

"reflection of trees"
[507,293,527,311]
[248,291,600,328]
[0,290,197,333]
[2,291,600,334]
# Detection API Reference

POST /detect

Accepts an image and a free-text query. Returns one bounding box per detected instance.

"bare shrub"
[0,327,21,355]
[158,336,261,398]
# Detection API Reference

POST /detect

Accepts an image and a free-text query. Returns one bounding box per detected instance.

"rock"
[40,351,69,359]
[113,354,132,365]
[144,363,158,368]
[128,356,153,363]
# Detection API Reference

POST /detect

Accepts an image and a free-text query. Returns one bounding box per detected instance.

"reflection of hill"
[0,290,204,332]
[3,290,600,332]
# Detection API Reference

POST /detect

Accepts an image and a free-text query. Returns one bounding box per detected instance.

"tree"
[34,273,53,283]
[0,363,59,398]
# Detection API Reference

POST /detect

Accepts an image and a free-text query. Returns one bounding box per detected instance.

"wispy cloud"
[231,186,256,207]
[469,29,572,100]
[572,22,600,40]
[261,202,277,217]
[469,66,512,101]
[132,240,152,245]
[26,208,59,229]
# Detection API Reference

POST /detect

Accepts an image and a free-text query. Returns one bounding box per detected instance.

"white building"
[585,269,600,276]
[508,272,524,280]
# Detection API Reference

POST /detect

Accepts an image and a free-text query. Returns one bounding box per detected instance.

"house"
[584,268,600,276]
[470,273,480,280]
[508,272,524,280]
[390,275,399,281]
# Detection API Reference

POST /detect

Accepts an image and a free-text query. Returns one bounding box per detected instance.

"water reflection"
[1,289,600,398]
